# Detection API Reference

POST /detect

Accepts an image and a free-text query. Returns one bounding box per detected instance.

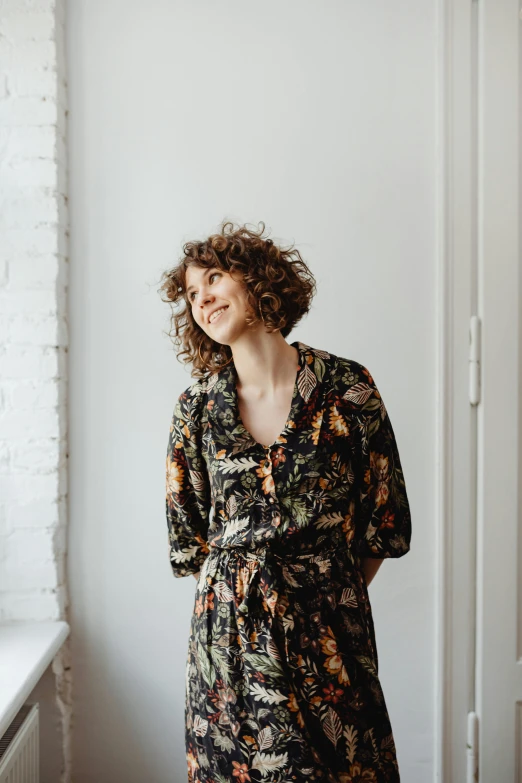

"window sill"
[0,620,70,738]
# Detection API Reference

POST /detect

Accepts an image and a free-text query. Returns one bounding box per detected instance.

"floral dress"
[165,341,412,783]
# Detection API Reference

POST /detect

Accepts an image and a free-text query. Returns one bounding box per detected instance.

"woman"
[160,221,412,783]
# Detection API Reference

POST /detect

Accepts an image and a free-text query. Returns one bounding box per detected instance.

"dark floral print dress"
[165,341,412,783]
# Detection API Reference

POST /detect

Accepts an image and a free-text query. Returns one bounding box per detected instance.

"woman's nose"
[199,290,214,308]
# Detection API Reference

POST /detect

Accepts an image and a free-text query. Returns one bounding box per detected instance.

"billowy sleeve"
[350,363,412,559]
[165,388,211,577]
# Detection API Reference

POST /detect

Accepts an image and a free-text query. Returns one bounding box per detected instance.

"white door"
[441,1,521,780]
[475,0,521,780]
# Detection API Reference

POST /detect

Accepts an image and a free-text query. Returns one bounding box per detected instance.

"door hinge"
[467,711,479,782]
[469,316,481,405]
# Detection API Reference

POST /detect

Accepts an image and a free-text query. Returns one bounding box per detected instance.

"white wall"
[0,1,72,779]
[67,2,435,781]
[0,0,68,624]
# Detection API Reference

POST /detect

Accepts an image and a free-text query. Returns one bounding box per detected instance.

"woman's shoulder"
[174,374,210,424]
[304,344,381,414]
[303,343,375,388]
[330,352,376,388]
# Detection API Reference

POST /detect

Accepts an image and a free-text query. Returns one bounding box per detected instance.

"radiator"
[0,704,39,783]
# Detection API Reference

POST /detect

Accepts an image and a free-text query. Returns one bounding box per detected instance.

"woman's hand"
[193,571,201,580]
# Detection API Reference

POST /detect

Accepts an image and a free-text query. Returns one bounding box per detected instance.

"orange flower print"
[323,682,344,704]
[287,692,306,729]
[370,451,388,481]
[342,500,356,545]
[166,453,184,500]
[256,457,276,495]
[186,747,199,782]
[369,452,391,507]
[235,564,253,607]
[329,404,349,437]
[204,591,214,612]
[379,509,396,531]
[320,627,350,685]
[375,481,390,507]
[319,476,336,491]
[338,762,379,782]
[275,434,289,446]
[272,447,286,467]
[256,457,272,478]
[310,409,324,445]
[261,474,275,495]
[194,532,209,556]
[232,760,251,781]
[194,596,205,618]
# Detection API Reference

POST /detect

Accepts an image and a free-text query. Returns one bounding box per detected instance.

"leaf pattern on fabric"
[166,341,412,782]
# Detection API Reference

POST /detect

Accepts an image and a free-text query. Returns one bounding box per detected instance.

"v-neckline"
[231,340,304,452]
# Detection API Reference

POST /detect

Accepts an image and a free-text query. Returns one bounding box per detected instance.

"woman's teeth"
[209,306,228,324]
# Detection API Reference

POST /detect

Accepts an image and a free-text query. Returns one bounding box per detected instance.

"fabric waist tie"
[211,541,345,619]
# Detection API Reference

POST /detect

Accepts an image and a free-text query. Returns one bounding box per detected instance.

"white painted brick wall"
[0,1,72,779]
[0,0,69,627]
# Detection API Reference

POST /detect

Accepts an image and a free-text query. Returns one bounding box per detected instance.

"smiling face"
[185,264,254,345]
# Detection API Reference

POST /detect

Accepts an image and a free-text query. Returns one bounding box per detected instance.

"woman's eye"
[188,271,220,302]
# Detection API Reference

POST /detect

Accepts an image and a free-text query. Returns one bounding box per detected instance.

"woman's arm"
[166,388,211,579]
[361,557,384,587]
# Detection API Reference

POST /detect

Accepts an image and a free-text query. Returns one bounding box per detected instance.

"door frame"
[438,0,520,780]
[437,0,478,780]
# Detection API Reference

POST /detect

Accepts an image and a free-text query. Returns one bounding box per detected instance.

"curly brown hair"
[158,220,317,378]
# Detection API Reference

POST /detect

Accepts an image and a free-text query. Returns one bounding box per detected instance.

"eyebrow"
[186,267,213,296]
